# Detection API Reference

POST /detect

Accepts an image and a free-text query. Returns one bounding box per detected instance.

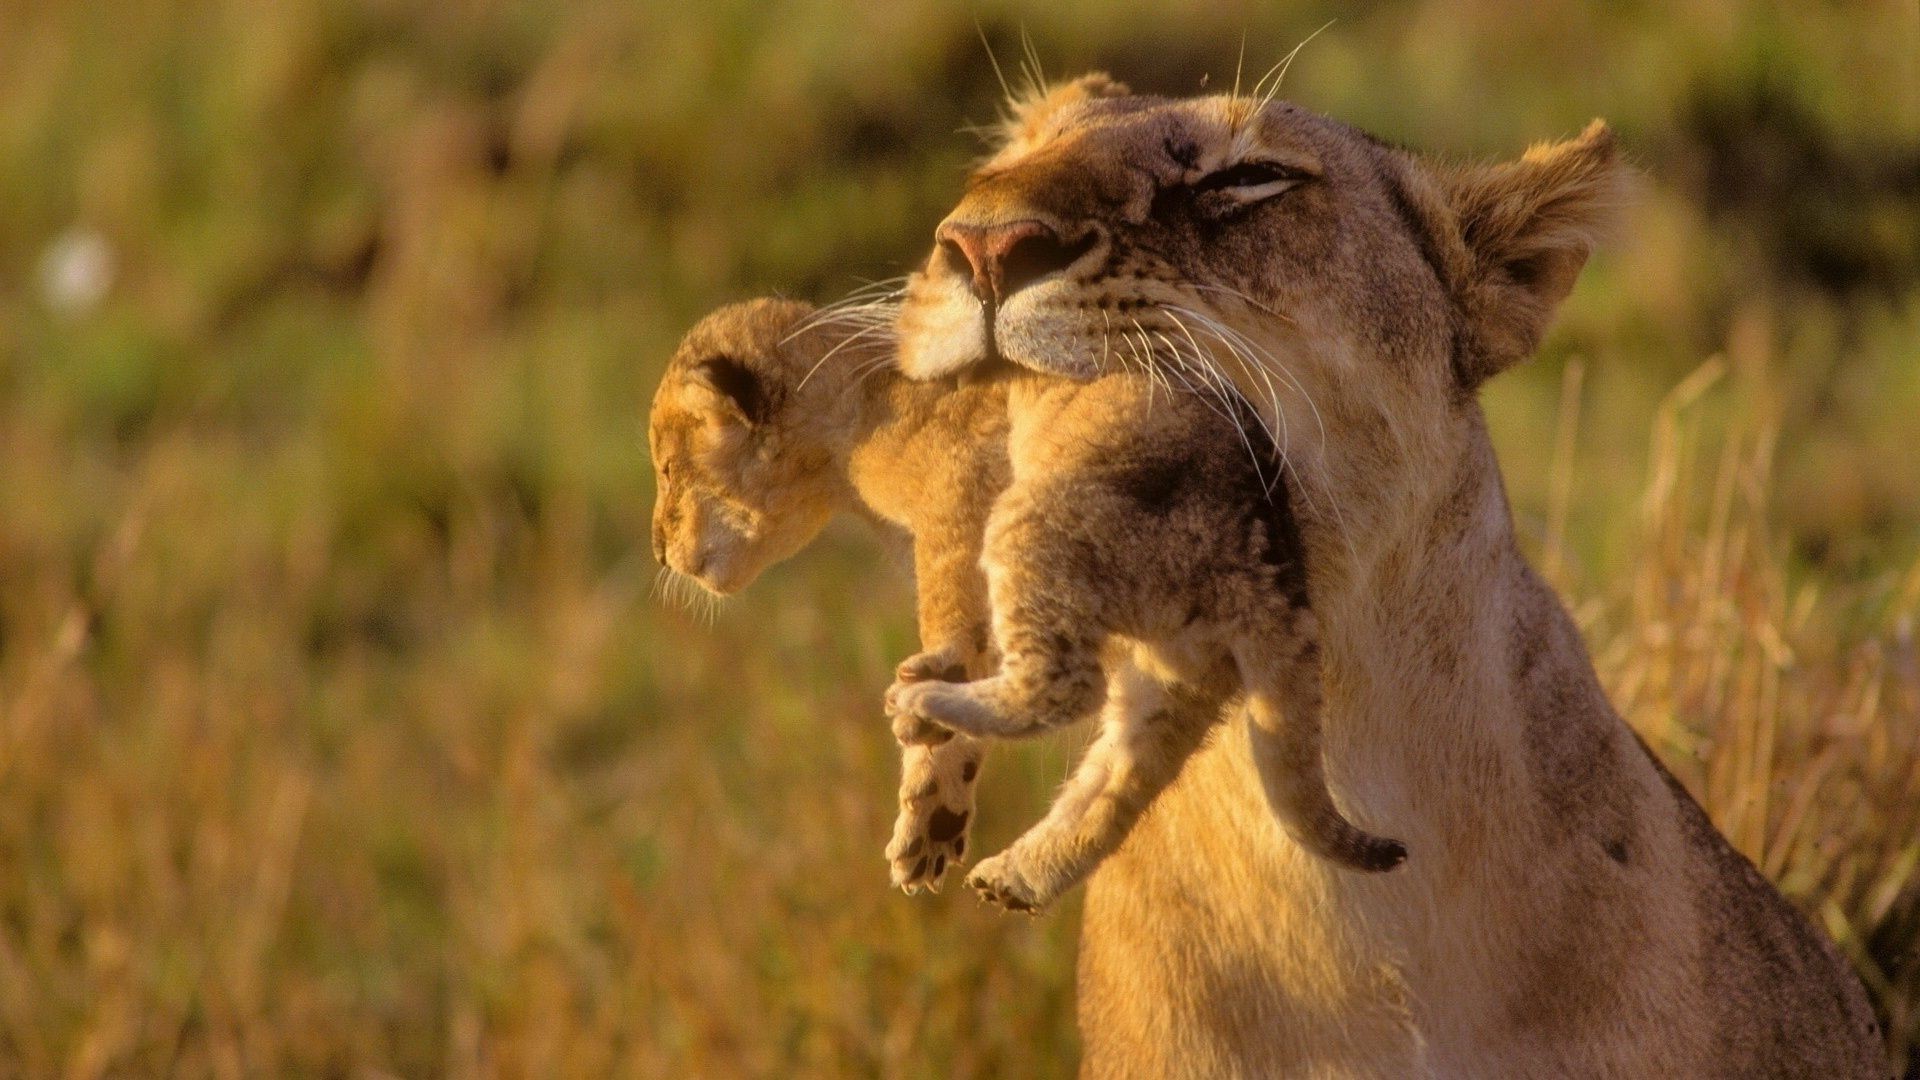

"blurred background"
[0,1,1915,1075]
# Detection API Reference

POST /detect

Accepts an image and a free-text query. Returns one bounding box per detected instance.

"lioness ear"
[691,355,769,426]
[1439,120,1626,388]
[996,72,1129,155]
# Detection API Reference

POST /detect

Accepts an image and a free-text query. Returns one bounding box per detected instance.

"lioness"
[896,74,1886,1078]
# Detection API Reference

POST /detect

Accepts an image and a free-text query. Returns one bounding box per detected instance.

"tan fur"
[647,298,1006,891]
[897,77,1887,1078]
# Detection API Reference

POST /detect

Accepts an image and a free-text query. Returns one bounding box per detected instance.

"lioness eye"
[1191,160,1311,197]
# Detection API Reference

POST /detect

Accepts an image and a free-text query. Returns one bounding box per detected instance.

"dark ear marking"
[695,355,770,425]
[1504,252,1546,288]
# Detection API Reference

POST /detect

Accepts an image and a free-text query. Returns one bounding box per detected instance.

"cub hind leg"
[884,541,1108,744]
[886,648,986,892]
[966,661,1221,913]
[1236,611,1406,872]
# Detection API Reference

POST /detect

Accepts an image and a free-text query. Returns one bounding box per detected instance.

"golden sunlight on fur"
[649,297,1002,893]
[895,75,1887,1078]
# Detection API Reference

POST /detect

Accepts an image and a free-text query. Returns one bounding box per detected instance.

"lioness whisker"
[1136,318,1277,495]
[797,321,897,390]
[1164,310,1287,453]
[1188,283,1298,326]
[1163,304,1304,450]
[1156,305,1357,563]
[1137,328,1181,405]
[1159,309,1285,455]
[1176,349,1278,497]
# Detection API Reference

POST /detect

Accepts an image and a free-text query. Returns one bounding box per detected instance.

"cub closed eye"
[1190,160,1312,197]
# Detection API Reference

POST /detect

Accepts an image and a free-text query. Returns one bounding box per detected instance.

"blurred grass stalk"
[1557,307,1920,1063]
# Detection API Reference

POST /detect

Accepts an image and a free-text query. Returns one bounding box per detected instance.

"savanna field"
[0,1,1916,1076]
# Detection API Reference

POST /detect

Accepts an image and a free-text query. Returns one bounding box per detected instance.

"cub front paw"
[887,744,982,894]
[885,680,956,746]
[966,850,1053,914]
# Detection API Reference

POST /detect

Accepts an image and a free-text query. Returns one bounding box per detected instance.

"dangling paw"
[966,847,1056,914]
[886,679,963,745]
[886,743,982,893]
[894,647,970,686]
[887,676,1006,744]
[886,649,972,746]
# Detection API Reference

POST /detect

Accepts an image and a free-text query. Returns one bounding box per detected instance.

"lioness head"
[898,74,1624,578]
[648,298,865,595]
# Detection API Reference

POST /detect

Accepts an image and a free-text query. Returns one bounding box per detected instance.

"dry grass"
[0,0,1915,1075]
[1560,317,1920,1062]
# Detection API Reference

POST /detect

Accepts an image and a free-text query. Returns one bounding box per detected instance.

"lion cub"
[648,297,1007,892]
[886,370,1407,912]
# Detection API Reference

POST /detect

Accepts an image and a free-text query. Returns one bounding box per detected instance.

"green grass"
[0,1,1916,1075]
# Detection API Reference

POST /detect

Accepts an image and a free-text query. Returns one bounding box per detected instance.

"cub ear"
[996,72,1130,156]
[1438,120,1628,388]
[691,355,769,426]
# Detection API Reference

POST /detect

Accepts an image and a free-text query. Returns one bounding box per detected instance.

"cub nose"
[935,218,1091,304]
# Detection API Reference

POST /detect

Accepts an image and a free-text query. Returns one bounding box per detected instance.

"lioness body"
[1076,451,1877,1076]
[896,76,1884,1077]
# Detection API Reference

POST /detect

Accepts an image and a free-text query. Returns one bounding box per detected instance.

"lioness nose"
[936,219,1085,304]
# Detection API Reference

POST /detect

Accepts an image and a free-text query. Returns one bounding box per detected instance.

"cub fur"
[648,297,1004,891]
[650,299,1403,911]
[886,369,1406,913]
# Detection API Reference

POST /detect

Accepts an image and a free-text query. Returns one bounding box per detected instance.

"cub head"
[648,298,878,595]
[897,73,1625,572]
